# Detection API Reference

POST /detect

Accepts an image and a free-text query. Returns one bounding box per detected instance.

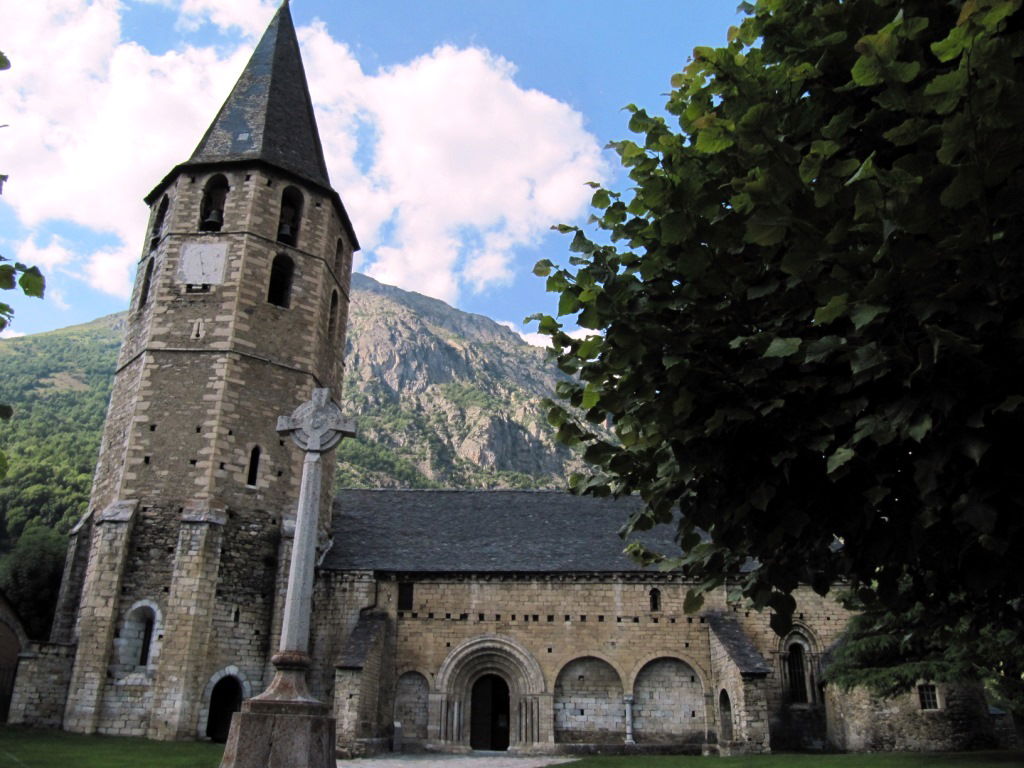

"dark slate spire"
[187,0,331,189]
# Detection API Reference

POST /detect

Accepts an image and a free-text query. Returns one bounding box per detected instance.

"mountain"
[0,274,583,547]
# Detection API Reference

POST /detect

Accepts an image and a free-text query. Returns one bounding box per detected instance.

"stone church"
[7,2,1004,756]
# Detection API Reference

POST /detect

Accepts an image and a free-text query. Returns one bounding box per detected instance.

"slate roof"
[186,1,330,188]
[707,614,772,677]
[323,489,682,573]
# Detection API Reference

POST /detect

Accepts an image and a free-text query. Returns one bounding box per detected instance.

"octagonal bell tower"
[53,1,358,740]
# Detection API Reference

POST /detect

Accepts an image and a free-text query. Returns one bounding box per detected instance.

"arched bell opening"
[199,174,229,232]
[277,186,303,246]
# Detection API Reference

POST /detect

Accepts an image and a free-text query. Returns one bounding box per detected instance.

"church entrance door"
[206,675,243,743]
[470,674,510,750]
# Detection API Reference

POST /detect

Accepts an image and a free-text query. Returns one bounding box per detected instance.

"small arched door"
[470,674,510,750]
[206,675,243,743]
[719,689,734,742]
[0,622,21,722]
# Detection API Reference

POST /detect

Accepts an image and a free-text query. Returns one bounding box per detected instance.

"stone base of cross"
[220,388,354,768]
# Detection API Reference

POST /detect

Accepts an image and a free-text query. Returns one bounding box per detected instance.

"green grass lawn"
[565,754,1024,768]
[0,728,1021,768]
[0,726,223,768]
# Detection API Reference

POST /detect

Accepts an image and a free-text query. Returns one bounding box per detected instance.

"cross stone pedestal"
[220,389,354,768]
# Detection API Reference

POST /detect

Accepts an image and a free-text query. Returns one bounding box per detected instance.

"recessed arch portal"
[434,635,545,749]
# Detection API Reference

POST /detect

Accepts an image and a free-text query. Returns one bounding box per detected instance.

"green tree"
[532,0,1024,713]
[0,49,45,478]
[0,525,66,639]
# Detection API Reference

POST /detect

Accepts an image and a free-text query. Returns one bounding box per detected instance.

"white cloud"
[15,236,75,273]
[177,0,277,39]
[497,320,555,348]
[0,329,26,339]
[0,2,606,309]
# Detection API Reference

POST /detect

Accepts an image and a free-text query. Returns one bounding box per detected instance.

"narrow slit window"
[328,290,339,340]
[649,587,661,612]
[267,254,294,308]
[246,445,261,487]
[138,258,155,310]
[398,582,414,611]
[199,174,229,232]
[149,195,169,252]
[139,614,155,665]
[277,186,303,246]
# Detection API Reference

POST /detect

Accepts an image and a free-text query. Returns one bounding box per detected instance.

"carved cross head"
[276,388,355,453]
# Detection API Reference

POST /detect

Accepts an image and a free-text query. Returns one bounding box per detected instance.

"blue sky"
[0,1,744,341]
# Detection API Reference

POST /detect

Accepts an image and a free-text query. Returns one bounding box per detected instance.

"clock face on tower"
[177,242,228,285]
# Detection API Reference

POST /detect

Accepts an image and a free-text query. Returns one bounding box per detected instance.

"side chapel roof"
[324,489,681,573]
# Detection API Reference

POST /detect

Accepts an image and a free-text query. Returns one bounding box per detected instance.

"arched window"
[116,601,161,671]
[787,643,808,703]
[277,186,303,246]
[200,174,229,232]
[267,254,294,307]
[149,195,169,252]
[246,445,261,487]
[328,290,339,340]
[138,258,155,310]
[649,587,661,612]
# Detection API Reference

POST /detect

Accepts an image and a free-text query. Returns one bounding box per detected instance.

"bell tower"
[55,1,358,740]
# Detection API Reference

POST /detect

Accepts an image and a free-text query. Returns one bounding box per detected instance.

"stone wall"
[394,671,429,742]
[826,681,997,751]
[632,658,705,744]
[8,642,75,727]
[707,620,770,754]
[553,657,624,743]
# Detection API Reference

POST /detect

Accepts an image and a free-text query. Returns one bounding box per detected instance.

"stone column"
[624,694,635,745]
[220,389,354,768]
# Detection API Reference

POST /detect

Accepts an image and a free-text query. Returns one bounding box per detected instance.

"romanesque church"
[6,3,1003,756]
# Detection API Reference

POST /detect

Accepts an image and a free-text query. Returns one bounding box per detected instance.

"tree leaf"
[764,337,802,358]
[683,589,704,614]
[827,446,855,474]
[850,303,887,329]
[814,294,849,325]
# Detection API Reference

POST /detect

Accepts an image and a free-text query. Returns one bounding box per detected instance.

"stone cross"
[219,388,352,768]
[277,387,355,453]
[274,388,354,660]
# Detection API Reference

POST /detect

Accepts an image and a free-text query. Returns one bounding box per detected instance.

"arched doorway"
[719,690,733,742]
[206,675,243,743]
[470,674,510,750]
[0,622,21,722]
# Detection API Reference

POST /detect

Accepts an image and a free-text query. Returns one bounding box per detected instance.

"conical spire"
[187,1,331,189]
